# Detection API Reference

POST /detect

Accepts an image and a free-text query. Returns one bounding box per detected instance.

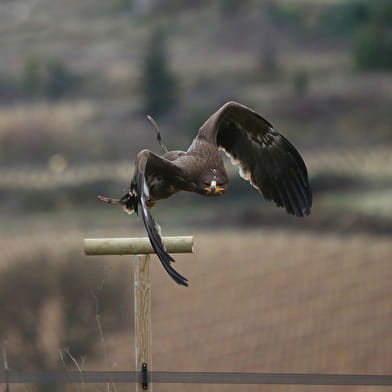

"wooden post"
[83,236,194,391]
[134,254,152,391]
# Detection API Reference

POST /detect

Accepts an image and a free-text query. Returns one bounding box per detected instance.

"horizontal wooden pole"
[84,236,194,256]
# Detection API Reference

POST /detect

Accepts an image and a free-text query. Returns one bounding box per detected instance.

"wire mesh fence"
[1,147,392,392]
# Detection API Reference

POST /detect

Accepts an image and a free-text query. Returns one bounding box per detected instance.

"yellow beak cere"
[204,181,225,194]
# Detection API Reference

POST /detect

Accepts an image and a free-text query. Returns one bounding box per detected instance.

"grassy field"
[1,228,391,391]
[1,1,392,390]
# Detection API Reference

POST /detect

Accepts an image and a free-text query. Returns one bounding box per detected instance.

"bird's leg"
[97,195,123,205]
[98,192,138,215]
[146,200,156,209]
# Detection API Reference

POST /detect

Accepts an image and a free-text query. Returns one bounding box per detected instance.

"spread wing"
[199,101,312,217]
[133,150,189,286]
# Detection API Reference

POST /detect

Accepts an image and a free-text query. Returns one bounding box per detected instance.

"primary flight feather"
[98,101,312,286]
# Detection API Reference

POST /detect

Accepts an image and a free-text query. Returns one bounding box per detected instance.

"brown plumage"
[99,101,312,286]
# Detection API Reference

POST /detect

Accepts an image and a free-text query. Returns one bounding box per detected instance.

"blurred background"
[0,0,391,391]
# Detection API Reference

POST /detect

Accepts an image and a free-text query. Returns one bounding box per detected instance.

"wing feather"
[199,101,312,217]
[134,152,189,286]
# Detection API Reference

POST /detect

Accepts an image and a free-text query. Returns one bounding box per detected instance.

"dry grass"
[90,229,392,392]
[1,145,391,189]
[2,227,391,392]
[1,1,391,389]
[0,101,97,136]
[0,160,131,189]
[304,147,392,180]
[148,231,392,372]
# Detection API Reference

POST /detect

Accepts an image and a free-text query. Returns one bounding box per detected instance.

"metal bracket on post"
[141,363,148,390]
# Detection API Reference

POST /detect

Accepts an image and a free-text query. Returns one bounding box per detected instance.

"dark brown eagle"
[98,101,312,286]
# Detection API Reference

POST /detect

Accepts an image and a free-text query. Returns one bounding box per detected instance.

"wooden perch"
[83,235,194,391]
[84,236,194,256]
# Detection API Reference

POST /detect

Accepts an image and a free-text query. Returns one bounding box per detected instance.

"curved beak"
[204,180,225,194]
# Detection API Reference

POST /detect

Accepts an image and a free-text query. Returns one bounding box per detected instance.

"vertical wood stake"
[134,255,152,391]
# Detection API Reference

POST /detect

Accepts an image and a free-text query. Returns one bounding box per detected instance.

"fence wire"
[1,371,392,385]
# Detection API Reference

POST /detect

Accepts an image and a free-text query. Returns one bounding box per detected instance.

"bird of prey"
[98,101,312,286]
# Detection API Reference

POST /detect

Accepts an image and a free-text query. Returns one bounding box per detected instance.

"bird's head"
[199,168,227,196]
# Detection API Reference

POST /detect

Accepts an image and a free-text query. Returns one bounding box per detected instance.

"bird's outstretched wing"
[133,150,189,286]
[198,101,312,217]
